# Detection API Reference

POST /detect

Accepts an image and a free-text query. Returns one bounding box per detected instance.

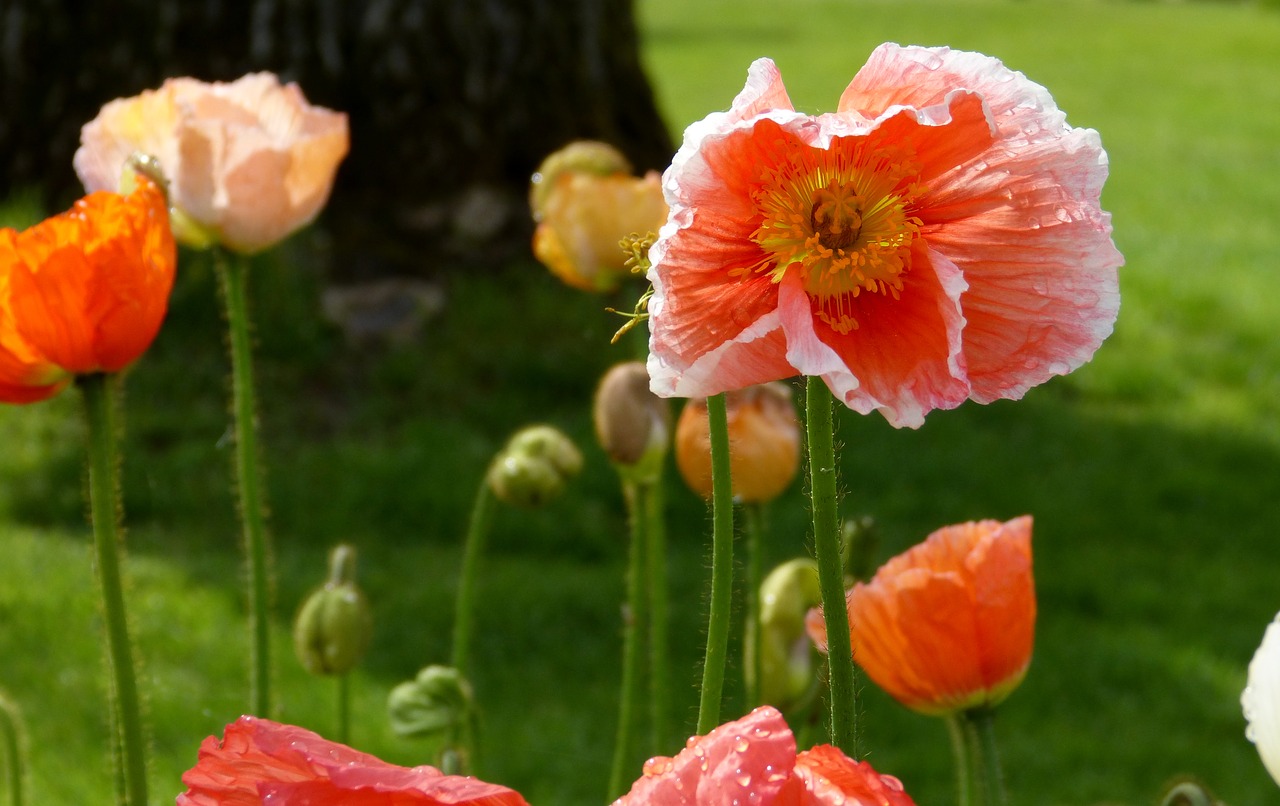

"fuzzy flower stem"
[696,393,735,734]
[743,503,766,707]
[216,250,274,718]
[610,479,650,799]
[643,477,670,749]
[451,479,495,678]
[967,707,1007,806]
[79,373,148,806]
[806,377,857,755]
[945,713,975,806]
[0,692,26,806]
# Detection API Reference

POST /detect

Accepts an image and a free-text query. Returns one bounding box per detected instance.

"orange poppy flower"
[614,705,915,805]
[645,45,1123,427]
[806,516,1035,716]
[675,382,800,503]
[0,177,176,404]
[74,73,348,255]
[178,716,530,806]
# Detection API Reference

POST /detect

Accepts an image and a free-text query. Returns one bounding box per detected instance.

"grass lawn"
[3,0,1280,803]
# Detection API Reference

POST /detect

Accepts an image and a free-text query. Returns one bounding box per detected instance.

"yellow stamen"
[749,137,923,333]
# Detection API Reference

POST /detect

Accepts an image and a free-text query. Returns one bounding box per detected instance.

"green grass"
[3,0,1280,803]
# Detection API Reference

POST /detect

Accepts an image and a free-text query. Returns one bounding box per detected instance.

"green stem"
[642,477,670,750]
[742,503,765,707]
[216,251,274,717]
[805,377,857,756]
[945,713,975,806]
[451,479,496,677]
[967,707,1007,806]
[696,393,735,734]
[609,479,649,799]
[336,674,351,745]
[79,373,148,806]
[0,692,26,806]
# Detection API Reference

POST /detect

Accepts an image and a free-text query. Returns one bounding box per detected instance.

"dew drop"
[735,768,752,787]
[1055,207,1073,224]
[751,726,772,739]
[734,735,750,753]
[883,774,906,792]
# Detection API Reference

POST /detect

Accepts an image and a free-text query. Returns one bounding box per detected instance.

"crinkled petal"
[793,745,917,806]
[1245,615,1280,786]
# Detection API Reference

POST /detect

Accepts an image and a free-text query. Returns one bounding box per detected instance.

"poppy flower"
[177,716,530,805]
[74,72,349,255]
[0,176,176,404]
[531,141,668,293]
[614,705,914,805]
[806,516,1035,716]
[675,382,800,503]
[646,45,1122,427]
[1243,613,1280,786]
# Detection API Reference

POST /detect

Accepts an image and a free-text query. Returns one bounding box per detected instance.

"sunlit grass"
[2,1,1280,804]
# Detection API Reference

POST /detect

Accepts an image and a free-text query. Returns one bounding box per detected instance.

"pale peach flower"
[74,72,348,255]
[646,45,1122,428]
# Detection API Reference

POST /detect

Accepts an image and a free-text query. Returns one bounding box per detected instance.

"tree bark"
[0,0,674,278]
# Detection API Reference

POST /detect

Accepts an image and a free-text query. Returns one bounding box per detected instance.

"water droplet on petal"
[734,735,750,753]
[735,768,752,787]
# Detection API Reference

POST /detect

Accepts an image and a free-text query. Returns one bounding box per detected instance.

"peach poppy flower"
[614,705,914,805]
[806,516,1035,716]
[646,45,1122,427]
[177,716,530,806]
[0,176,176,404]
[74,72,348,255]
[675,382,800,503]
[531,141,669,293]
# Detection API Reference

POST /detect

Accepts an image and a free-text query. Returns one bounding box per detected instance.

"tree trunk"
[0,0,674,278]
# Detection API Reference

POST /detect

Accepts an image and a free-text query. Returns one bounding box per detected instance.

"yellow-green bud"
[751,558,823,711]
[387,665,474,739]
[293,545,373,676]
[593,362,670,483]
[487,425,583,508]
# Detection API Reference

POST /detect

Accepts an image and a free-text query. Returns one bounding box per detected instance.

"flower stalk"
[696,393,735,734]
[79,373,148,806]
[0,691,26,806]
[806,377,857,756]
[743,502,766,707]
[609,479,650,799]
[451,480,496,678]
[216,249,274,717]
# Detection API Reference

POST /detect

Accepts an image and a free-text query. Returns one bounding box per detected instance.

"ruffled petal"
[793,745,917,806]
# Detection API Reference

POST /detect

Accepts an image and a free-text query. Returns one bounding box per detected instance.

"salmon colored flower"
[807,516,1035,716]
[531,141,668,293]
[646,45,1122,427]
[614,705,914,805]
[177,716,530,806]
[74,72,349,255]
[675,382,800,503]
[0,176,176,404]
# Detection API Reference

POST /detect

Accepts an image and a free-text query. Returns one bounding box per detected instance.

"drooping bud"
[593,362,670,483]
[293,545,373,676]
[750,558,824,712]
[387,665,475,740]
[675,382,801,503]
[487,425,583,508]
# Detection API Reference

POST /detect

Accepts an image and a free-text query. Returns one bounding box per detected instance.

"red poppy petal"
[794,745,917,806]
[614,707,798,805]
[779,245,969,428]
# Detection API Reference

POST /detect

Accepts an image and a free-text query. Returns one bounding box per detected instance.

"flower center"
[748,135,923,334]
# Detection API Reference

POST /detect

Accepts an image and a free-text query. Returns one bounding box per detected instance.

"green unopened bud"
[752,558,823,711]
[593,362,670,482]
[293,545,373,676]
[529,140,633,221]
[487,425,583,508]
[387,665,474,739]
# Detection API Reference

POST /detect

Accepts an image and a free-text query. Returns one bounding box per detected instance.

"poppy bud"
[750,558,823,711]
[675,383,801,503]
[593,362,670,482]
[487,425,583,509]
[529,140,633,221]
[387,665,474,740]
[293,545,373,676]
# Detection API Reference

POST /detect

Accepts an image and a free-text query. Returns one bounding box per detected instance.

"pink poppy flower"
[613,705,914,805]
[177,716,529,806]
[646,45,1122,427]
[74,73,348,255]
